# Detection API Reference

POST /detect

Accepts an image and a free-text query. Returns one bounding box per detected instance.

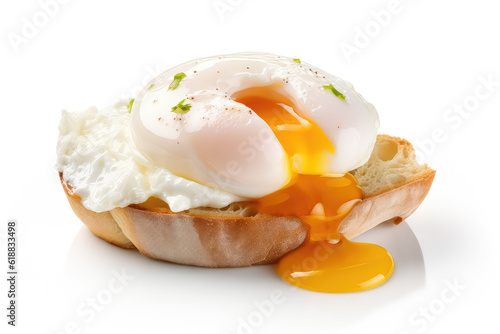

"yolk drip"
[233,85,394,293]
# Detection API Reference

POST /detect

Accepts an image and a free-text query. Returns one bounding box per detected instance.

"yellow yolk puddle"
[233,85,394,293]
[277,236,394,293]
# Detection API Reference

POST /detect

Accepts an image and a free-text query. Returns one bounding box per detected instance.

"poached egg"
[131,52,379,198]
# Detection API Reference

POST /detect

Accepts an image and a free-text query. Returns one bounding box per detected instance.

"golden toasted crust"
[60,174,135,249]
[59,134,435,267]
[110,206,307,267]
[339,170,435,239]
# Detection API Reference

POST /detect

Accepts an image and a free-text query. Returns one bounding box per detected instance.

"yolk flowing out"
[233,85,394,293]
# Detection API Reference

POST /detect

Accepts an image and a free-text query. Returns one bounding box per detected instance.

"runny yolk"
[233,85,334,175]
[233,85,394,293]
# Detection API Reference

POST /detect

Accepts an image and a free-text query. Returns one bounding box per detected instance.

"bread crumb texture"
[352,134,433,197]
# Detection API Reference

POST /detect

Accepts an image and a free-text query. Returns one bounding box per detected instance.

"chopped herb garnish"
[293,58,301,64]
[323,84,346,102]
[148,84,155,90]
[168,72,187,91]
[127,99,135,113]
[171,99,191,114]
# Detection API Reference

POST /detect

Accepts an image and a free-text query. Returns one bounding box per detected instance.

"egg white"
[56,102,243,213]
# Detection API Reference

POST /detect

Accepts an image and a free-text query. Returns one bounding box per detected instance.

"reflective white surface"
[43,219,424,334]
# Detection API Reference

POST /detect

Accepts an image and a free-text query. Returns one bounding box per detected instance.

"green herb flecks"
[293,58,301,64]
[171,99,191,114]
[323,84,346,102]
[148,84,155,90]
[127,99,135,113]
[168,72,187,91]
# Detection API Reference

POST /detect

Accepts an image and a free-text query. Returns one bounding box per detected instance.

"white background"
[1,0,499,333]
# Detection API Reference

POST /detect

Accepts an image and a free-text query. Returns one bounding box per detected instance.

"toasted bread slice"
[60,134,435,267]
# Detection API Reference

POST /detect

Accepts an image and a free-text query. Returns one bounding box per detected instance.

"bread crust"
[339,170,435,239]
[60,174,135,249]
[59,135,435,267]
[110,207,307,267]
